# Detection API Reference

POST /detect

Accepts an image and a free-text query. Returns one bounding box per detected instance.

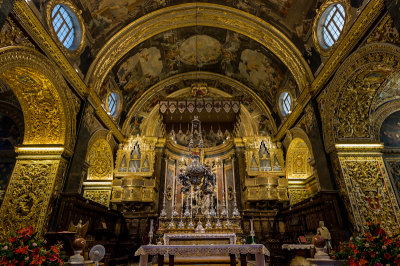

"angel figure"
[68,219,89,238]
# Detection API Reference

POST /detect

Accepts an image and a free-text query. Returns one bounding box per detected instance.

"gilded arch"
[122,71,276,136]
[85,3,313,95]
[322,43,400,152]
[0,46,75,150]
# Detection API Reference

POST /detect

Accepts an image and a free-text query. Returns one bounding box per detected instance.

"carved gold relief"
[0,17,34,49]
[87,138,113,180]
[0,157,66,240]
[367,15,400,45]
[339,156,400,233]
[288,189,309,205]
[323,44,400,152]
[83,190,111,207]
[1,67,66,145]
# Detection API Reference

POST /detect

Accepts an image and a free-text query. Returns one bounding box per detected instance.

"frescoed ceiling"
[33,0,317,53]
[100,27,298,129]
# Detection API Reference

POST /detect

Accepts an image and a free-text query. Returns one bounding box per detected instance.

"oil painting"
[380,111,400,148]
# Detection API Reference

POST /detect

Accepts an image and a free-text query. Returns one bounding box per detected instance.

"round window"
[107,92,119,117]
[51,4,81,50]
[279,92,292,116]
[318,3,346,49]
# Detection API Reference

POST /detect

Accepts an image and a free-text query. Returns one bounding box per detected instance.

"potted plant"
[0,226,65,265]
[331,221,400,265]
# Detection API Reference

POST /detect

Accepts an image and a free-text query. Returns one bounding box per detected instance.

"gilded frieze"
[288,189,309,205]
[83,190,111,207]
[339,156,400,233]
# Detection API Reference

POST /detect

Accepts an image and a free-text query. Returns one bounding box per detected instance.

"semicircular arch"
[86,3,313,95]
[322,43,400,153]
[122,71,277,136]
[0,46,75,150]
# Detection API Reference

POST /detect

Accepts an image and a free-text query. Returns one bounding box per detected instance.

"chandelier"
[177,116,215,195]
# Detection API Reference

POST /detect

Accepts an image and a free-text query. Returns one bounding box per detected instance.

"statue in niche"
[317,221,332,252]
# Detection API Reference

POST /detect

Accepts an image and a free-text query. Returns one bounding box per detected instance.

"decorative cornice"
[86,3,313,95]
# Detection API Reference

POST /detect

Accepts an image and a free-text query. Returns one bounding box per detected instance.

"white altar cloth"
[163,233,237,245]
[135,244,269,266]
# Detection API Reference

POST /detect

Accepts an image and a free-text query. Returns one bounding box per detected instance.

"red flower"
[9,237,17,243]
[0,257,8,266]
[358,258,368,265]
[384,253,391,260]
[17,227,33,238]
[375,226,386,237]
[14,246,29,255]
[366,232,375,242]
[49,246,59,254]
[48,254,58,262]
[383,236,393,246]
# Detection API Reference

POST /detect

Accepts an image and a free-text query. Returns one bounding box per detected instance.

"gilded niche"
[340,157,400,233]
[87,138,113,180]
[0,67,65,145]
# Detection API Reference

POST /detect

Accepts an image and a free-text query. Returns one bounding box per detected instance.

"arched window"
[279,92,292,116]
[320,4,346,48]
[51,4,80,49]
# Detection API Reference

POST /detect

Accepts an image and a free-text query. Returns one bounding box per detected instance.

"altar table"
[135,244,269,266]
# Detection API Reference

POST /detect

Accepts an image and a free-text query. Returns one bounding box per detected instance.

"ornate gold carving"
[0,17,34,49]
[323,44,400,152]
[288,189,309,205]
[312,0,351,57]
[1,67,66,145]
[367,15,400,45]
[0,47,76,150]
[114,136,157,177]
[44,0,87,57]
[286,138,312,179]
[83,190,111,207]
[338,156,400,232]
[11,1,124,143]
[86,3,313,95]
[87,139,113,180]
[0,156,66,240]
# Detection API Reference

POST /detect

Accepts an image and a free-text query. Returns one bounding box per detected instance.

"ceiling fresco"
[33,0,316,53]
[101,26,298,128]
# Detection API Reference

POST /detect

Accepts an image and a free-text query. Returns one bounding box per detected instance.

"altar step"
[155,256,243,266]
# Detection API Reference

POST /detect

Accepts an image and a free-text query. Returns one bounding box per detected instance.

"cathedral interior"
[1,0,400,265]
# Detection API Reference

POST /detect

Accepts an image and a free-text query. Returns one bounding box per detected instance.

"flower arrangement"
[331,221,400,266]
[0,226,64,265]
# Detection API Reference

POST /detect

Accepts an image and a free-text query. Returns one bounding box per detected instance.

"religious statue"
[68,219,89,238]
[317,221,332,252]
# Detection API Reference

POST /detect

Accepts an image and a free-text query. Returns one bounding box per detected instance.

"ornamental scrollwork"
[340,157,400,233]
[288,189,309,205]
[83,190,111,207]
[367,15,400,45]
[87,139,113,180]
[0,160,61,240]
[0,17,35,49]
[323,44,400,152]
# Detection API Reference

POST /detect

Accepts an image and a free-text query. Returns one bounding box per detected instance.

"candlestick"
[250,219,254,232]
[160,159,167,217]
[232,158,240,217]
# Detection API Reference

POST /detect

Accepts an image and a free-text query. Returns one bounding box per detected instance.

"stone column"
[0,145,70,240]
[334,142,400,232]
